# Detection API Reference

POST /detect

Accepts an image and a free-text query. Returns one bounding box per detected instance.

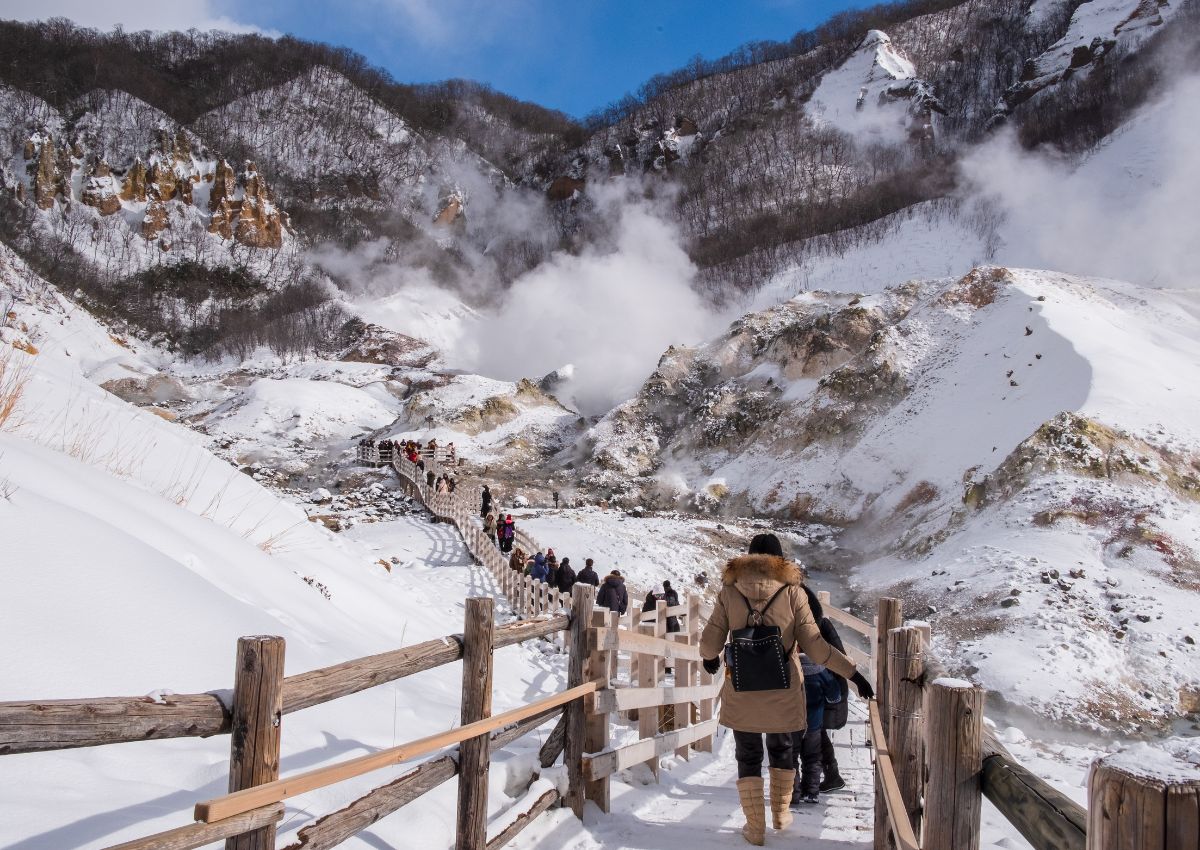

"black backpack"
[723,586,792,692]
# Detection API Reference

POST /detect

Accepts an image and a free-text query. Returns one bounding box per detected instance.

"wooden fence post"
[874,597,903,850]
[672,631,691,760]
[888,626,926,841]
[455,597,495,850]
[565,583,596,818]
[226,636,285,850]
[924,678,984,850]
[695,591,714,753]
[586,608,617,813]
[1087,750,1200,850]
[638,621,659,780]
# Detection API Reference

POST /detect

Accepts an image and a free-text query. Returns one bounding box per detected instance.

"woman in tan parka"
[700,534,874,845]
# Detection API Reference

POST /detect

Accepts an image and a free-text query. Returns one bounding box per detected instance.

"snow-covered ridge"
[807,29,943,146]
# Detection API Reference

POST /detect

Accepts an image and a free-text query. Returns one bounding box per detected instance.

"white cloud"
[0,0,271,35]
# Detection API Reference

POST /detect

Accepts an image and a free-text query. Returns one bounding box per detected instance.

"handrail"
[0,615,568,755]
[868,699,921,850]
[195,681,599,823]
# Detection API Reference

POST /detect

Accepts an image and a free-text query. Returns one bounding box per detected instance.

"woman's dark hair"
[748,533,784,557]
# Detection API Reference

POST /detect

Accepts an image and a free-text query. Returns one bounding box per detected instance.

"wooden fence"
[851,595,1199,850]
[6,449,1196,850]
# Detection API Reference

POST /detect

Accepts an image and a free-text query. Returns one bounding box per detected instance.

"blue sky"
[2,0,870,117]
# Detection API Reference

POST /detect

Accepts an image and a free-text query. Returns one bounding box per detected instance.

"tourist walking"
[698,533,873,845]
[596,570,628,614]
[576,558,600,587]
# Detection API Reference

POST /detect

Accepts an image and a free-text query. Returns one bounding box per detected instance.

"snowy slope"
[807,30,933,145]
[0,247,569,848]
[584,267,1200,726]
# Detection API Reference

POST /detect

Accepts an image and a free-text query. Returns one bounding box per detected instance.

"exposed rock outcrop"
[80,158,121,215]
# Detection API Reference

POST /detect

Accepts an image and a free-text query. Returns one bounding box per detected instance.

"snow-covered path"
[519,707,875,849]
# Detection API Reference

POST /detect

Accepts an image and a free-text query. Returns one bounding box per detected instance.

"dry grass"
[895,480,939,514]
[0,346,31,432]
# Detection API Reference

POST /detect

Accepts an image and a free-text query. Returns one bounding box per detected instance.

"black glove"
[850,670,875,700]
[703,656,721,675]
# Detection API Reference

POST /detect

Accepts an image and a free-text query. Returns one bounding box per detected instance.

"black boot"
[819,761,846,793]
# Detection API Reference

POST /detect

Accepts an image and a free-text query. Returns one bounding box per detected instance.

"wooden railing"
[849,595,1199,850]
[10,452,1195,850]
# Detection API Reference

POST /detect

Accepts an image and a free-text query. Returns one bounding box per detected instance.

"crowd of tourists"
[476,482,869,842]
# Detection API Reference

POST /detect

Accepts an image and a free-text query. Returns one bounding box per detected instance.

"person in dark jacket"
[481,485,493,518]
[499,515,516,553]
[642,584,681,633]
[558,557,577,594]
[528,552,549,583]
[576,558,600,587]
[596,570,628,614]
[803,586,850,794]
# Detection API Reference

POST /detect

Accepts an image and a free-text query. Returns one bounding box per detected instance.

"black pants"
[821,729,837,771]
[733,731,793,779]
[792,728,824,795]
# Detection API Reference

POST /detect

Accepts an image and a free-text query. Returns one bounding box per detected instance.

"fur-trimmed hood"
[722,554,804,605]
[722,555,803,586]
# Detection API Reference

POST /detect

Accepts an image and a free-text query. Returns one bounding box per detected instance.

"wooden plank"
[282,615,567,715]
[456,598,495,850]
[980,745,1086,850]
[0,694,230,755]
[564,584,596,818]
[286,756,457,850]
[874,597,903,850]
[585,609,616,813]
[846,643,872,670]
[670,632,690,760]
[285,707,562,850]
[484,788,559,850]
[590,681,724,714]
[195,682,597,823]
[226,636,285,850]
[924,679,984,850]
[637,622,659,779]
[583,718,719,781]
[826,604,874,638]
[103,804,284,850]
[638,605,687,623]
[537,712,567,769]
[593,628,702,661]
[868,701,921,850]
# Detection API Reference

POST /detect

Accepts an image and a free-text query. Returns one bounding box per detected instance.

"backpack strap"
[736,584,791,626]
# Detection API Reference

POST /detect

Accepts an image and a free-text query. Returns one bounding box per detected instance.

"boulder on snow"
[101,373,191,405]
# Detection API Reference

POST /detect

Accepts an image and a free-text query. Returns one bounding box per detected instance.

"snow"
[0,248,571,849]
[808,30,922,145]
[518,713,876,849]
[202,376,402,444]
[750,202,989,304]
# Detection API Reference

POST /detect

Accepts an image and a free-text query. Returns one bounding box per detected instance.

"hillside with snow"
[0,4,1198,847]
[583,266,1200,728]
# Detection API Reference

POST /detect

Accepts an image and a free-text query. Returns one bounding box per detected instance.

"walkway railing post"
[565,583,596,818]
[226,635,285,850]
[587,608,618,813]
[888,625,926,841]
[874,597,903,850]
[690,593,714,753]
[1087,750,1200,850]
[924,678,984,850]
[455,597,495,850]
